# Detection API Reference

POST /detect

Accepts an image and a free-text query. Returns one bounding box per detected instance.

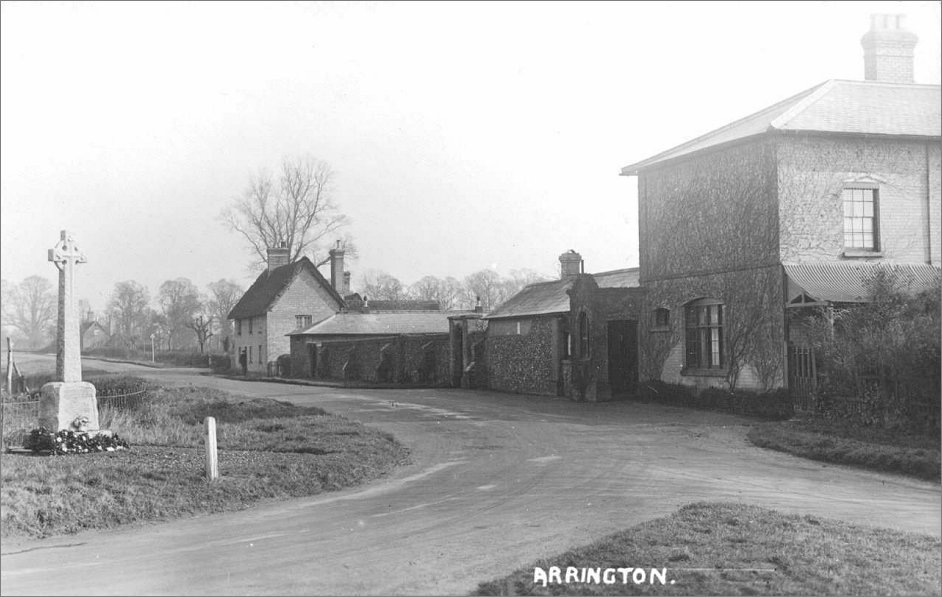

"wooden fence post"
[6,338,12,394]
[204,416,219,480]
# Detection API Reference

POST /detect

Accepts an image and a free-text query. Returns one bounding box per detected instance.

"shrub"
[637,380,792,420]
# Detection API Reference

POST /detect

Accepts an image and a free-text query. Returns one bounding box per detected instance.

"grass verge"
[747,419,940,481]
[1,381,409,539]
[475,502,941,596]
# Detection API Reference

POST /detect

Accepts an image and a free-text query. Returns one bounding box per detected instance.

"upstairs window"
[236,320,242,336]
[842,187,878,251]
[248,317,254,334]
[296,314,312,329]
[685,299,723,370]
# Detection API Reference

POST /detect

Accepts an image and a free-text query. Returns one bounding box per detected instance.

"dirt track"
[2,356,939,595]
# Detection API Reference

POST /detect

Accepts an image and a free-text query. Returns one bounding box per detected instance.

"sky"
[2,1,940,312]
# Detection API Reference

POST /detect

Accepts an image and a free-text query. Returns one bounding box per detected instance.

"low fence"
[1,381,150,448]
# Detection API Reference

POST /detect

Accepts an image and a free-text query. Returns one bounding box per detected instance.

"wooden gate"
[787,343,816,412]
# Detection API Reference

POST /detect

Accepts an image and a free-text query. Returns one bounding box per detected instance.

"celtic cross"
[48,230,86,382]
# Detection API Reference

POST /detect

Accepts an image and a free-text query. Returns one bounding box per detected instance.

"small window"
[259,345,263,364]
[578,311,590,358]
[684,299,724,370]
[842,187,879,251]
[654,308,670,328]
[249,346,253,363]
[236,320,242,336]
[248,318,254,334]
[562,331,571,359]
[296,314,313,329]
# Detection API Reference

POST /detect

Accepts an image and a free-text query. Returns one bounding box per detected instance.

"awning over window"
[784,262,941,304]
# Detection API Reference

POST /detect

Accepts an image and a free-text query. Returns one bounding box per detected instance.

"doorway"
[607,320,638,395]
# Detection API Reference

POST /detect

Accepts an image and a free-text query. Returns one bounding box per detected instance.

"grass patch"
[1,381,409,539]
[475,502,941,596]
[747,419,940,481]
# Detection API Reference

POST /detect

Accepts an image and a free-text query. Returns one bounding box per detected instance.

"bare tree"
[358,270,405,301]
[108,280,151,351]
[207,279,244,346]
[186,312,214,354]
[3,276,57,349]
[409,275,465,311]
[463,269,504,312]
[158,278,202,351]
[222,156,352,271]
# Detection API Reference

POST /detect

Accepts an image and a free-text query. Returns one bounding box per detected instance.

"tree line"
[1,276,244,354]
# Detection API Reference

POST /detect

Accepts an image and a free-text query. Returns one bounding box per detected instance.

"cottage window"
[259,345,263,365]
[653,308,670,329]
[296,314,313,329]
[684,300,724,370]
[248,317,254,334]
[578,311,590,358]
[236,320,242,336]
[842,187,879,251]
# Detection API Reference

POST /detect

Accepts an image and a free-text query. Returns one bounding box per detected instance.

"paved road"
[3,356,940,595]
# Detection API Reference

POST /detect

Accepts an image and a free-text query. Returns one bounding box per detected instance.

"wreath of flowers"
[24,427,131,455]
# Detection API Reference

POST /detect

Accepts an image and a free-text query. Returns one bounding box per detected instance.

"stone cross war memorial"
[38,230,100,433]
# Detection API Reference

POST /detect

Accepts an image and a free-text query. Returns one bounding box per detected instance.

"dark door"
[453,326,464,387]
[309,344,318,378]
[607,320,638,395]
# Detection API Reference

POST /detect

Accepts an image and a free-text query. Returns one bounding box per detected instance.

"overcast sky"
[2,1,940,311]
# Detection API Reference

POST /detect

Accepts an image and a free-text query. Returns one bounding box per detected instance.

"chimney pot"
[861,13,918,84]
[329,241,345,294]
[559,249,583,279]
[266,244,290,272]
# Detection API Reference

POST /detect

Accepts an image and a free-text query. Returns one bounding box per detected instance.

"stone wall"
[485,315,561,396]
[290,333,450,386]
[639,265,786,392]
[639,139,779,281]
[778,136,942,265]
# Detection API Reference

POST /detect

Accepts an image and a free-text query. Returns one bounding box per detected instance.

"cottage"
[481,250,643,400]
[621,14,941,394]
[80,320,110,352]
[227,244,347,374]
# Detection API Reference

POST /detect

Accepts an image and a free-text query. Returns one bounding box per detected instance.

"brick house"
[480,250,643,400]
[620,14,941,393]
[228,244,347,374]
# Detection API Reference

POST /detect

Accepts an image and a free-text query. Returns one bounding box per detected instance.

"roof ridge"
[592,266,640,276]
[621,80,828,175]
[770,79,837,130]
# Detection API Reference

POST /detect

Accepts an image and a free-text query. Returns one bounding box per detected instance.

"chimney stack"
[559,250,583,279]
[861,14,918,84]
[329,240,345,293]
[267,242,290,272]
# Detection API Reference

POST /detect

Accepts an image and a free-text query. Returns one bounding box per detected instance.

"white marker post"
[204,416,219,480]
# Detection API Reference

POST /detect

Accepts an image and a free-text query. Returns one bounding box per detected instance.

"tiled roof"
[362,300,440,311]
[784,262,941,303]
[593,267,640,288]
[486,279,573,320]
[621,80,942,174]
[289,311,451,336]
[486,269,641,319]
[228,257,344,320]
